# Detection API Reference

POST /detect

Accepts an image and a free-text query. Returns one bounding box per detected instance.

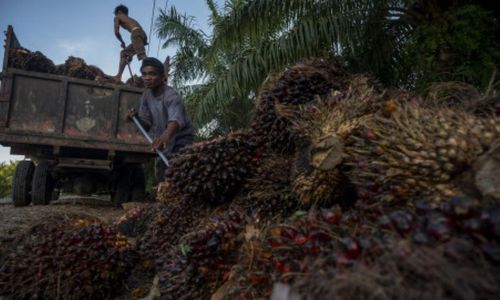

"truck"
[0,25,154,206]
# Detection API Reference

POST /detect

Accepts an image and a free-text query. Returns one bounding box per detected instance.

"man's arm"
[114,16,126,48]
[152,121,179,150]
[126,109,151,131]
[126,94,152,131]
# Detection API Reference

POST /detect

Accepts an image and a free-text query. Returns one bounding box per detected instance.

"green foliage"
[154,0,499,138]
[0,161,18,197]
[156,0,398,137]
[400,4,500,91]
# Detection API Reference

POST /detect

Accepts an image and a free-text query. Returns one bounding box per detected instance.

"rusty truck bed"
[0,25,151,160]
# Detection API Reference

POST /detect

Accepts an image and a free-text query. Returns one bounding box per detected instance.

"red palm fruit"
[426,215,453,241]
[249,274,268,285]
[294,235,307,245]
[378,215,393,230]
[389,210,414,235]
[283,228,298,240]
[341,237,361,259]
[308,230,331,242]
[334,252,354,268]
[321,206,342,224]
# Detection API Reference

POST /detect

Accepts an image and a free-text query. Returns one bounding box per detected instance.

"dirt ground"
[0,197,126,245]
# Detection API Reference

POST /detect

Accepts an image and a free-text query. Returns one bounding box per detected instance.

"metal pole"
[132,115,169,167]
[126,60,135,84]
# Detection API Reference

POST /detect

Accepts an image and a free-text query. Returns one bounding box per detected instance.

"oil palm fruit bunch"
[165,131,257,204]
[125,75,145,88]
[8,47,30,69]
[156,209,244,300]
[292,169,349,207]
[116,203,163,237]
[343,99,499,204]
[135,200,210,264]
[287,198,500,300]
[0,215,135,299]
[250,59,349,154]
[62,56,97,80]
[228,196,500,299]
[291,76,386,205]
[292,75,499,205]
[234,154,299,221]
[9,48,55,73]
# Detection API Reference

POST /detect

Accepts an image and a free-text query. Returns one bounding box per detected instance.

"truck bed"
[0,25,151,160]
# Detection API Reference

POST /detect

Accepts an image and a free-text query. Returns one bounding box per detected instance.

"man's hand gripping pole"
[131,114,169,167]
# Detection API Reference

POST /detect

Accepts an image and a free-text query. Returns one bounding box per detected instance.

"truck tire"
[12,160,35,207]
[112,168,131,207]
[32,160,54,205]
[130,165,146,202]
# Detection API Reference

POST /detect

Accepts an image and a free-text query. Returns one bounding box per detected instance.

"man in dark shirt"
[127,57,194,184]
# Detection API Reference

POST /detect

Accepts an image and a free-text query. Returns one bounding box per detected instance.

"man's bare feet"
[113,75,123,83]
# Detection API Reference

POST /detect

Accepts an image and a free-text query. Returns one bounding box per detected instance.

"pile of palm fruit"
[126,75,145,88]
[1,58,498,299]
[145,58,498,299]
[0,215,135,299]
[154,209,244,299]
[7,47,143,86]
[249,59,350,153]
[8,47,56,73]
[53,56,107,81]
[227,196,500,299]
[163,131,257,204]
[232,153,300,221]
[290,76,499,206]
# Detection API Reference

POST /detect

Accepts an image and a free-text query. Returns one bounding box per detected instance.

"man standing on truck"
[127,57,194,184]
[113,4,148,83]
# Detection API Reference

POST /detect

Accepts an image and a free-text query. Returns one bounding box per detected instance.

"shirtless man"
[113,5,148,82]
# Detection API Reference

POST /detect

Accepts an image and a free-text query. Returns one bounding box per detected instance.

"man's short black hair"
[114,5,128,15]
[141,57,165,75]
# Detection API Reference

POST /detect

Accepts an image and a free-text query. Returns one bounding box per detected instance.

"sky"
[0,0,218,163]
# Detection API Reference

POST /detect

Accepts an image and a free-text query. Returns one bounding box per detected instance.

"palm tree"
[155,0,499,136]
[155,1,256,135]
[156,0,403,135]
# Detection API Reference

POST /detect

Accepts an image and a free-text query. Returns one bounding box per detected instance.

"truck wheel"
[112,169,131,207]
[12,160,35,207]
[130,165,146,202]
[32,160,54,205]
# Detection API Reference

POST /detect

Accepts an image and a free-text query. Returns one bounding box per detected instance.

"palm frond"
[155,6,208,50]
[196,1,392,124]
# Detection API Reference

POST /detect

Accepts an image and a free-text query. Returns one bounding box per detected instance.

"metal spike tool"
[131,115,169,167]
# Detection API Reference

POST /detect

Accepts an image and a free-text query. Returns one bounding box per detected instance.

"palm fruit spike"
[344,99,499,204]
[155,209,244,300]
[250,59,349,154]
[234,154,299,221]
[135,200,211,263]
[289,76,387,205]
[164,130,256,204]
